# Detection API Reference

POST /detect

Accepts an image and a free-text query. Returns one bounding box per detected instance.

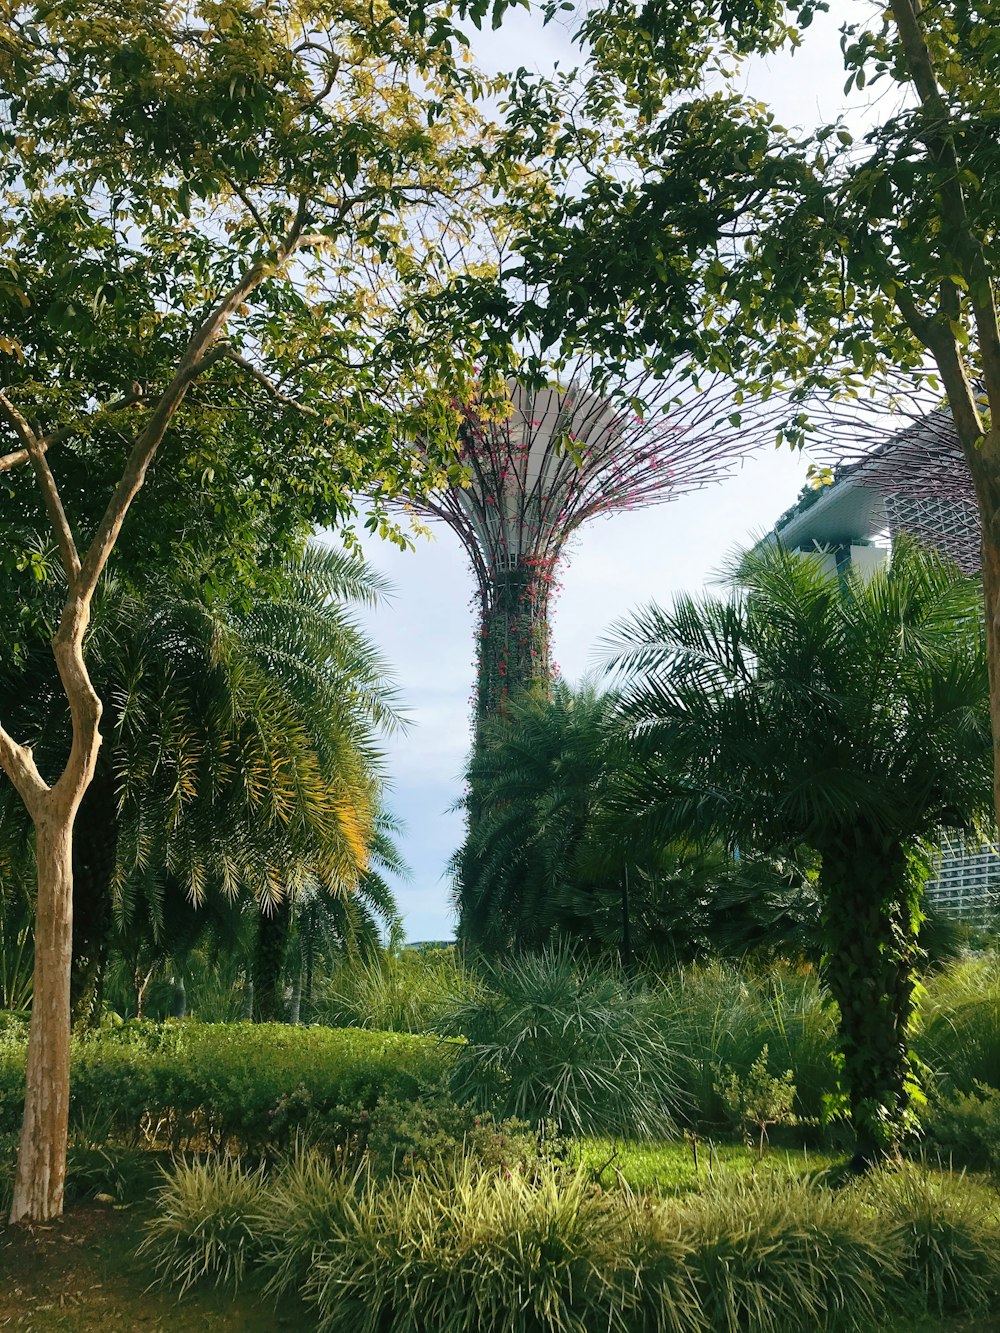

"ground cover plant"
[138,1149,1000,1333]
[3,1193,999,1333]
[4,949,1000,1330]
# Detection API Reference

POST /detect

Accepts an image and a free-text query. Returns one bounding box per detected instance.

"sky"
[326,0,867,942]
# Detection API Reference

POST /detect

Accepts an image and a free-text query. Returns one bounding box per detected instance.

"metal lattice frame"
[400,363,793,725]
[779,400,982,573]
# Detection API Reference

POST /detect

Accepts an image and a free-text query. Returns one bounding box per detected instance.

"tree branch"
[0,388,147,473]
[76,214,309,603]
[0,722,49,818]
[897,287,985,453]
[221,347,321,417]
[0,388,81,584]
[889,0,1000,423]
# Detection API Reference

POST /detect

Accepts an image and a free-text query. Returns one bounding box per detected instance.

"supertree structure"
[401,363,790,732]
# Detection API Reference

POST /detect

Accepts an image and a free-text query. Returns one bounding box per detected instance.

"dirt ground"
[0,1205,306,1333]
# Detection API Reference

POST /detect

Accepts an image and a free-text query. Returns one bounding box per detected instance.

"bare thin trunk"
[9,814,74,1222]
[968,445,1000,816]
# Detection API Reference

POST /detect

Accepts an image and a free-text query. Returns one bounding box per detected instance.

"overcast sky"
[327,0,869,942]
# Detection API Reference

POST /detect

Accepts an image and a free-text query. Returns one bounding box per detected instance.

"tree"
[604,539,993,1165]
[0,540,403,1024]
[0,0,521,1221]
[455,684,616,954]
[508,0,1000,821]
[455,680,805,963]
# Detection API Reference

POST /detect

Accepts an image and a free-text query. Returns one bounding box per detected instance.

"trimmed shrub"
[444,948,684,1138]
[0,1022,451,1151]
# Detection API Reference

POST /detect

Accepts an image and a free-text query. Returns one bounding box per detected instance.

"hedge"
[0,1021,452,1149]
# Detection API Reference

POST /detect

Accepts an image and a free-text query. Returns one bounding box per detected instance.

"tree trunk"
[475,560,553,732]
[253,896,292,1023]
[965,445,1000,820]
[9,813,75,1223]
[819,836,922,1169]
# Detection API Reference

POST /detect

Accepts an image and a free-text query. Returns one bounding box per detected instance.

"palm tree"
[455,682,791,964]
[455,683,616,954]
[604,538,993,1165]
[0,540,405,1022]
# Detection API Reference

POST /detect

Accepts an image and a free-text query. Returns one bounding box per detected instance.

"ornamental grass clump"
[316,947,481,1035]
[675,1173,898,1333]
[306,1160,633,1333]
[258,1142,356,1298]
[652,964,837,1131]
[444,947,684,1138]
[916,954,1000,1094]
[859,1163,1000,1318]
[141,1156,268,1295]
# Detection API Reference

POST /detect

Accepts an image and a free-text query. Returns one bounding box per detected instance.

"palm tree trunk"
[819,836,922,1168]
[253,897,292,1022]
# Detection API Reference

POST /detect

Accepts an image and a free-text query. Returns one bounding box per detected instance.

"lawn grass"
[571,1133,843,1193]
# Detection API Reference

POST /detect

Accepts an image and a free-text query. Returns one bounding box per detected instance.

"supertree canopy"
[402,364,788,730]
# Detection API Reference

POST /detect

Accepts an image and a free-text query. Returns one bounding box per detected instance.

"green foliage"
[303,1162,634,1333]
[573,1137,839,1195]
[63,1141,163,1206]
[0,1130,16,1216]
[649,964,837,1131]
[148,1152,1000,1332]
[142,1157,269,1295]
[607,540,992,1160]
[315,947,480,1035]
[258,1143,357,1298]
[0,1023,450,1149]
[456,683,620,955]
[363,1091,546,1182]
[922,1084,1000,1174]
[714,1044,796,1152]
[915,954,1000,1095]
[676,1174,899,1333]
[859,1164,1000,1318]
[456,684,805,965]
[444,947,684,1138]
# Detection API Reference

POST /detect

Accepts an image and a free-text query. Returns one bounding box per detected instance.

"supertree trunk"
[475,559,554,730]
